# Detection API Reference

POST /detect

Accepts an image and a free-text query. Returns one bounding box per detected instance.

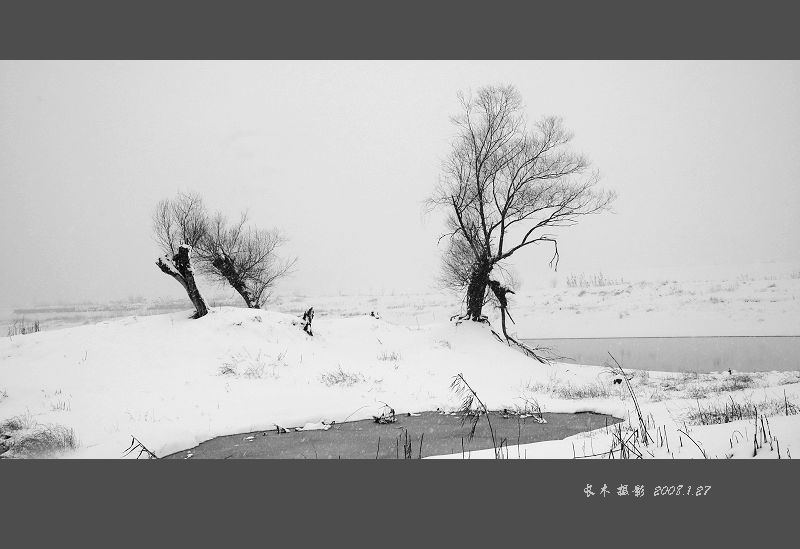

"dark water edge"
[524,336,800,373]
[165,411,622,459]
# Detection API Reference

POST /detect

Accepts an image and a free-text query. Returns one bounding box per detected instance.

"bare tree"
[198,211,296,309]
[152,192,210,318]
[428,84,615,349]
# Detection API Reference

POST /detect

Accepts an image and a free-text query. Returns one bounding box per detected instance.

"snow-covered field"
[1,299,799,459]
[6,263,800,339]
[266,263,800,338]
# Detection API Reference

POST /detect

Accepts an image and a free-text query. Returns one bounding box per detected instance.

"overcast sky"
[1,61,798,307]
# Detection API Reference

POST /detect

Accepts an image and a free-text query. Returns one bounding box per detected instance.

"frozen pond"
[165,411,621,459]
[523,336,800,373]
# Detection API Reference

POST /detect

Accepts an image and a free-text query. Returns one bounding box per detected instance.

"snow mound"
[2,306,797,459]
[0,307,573,458]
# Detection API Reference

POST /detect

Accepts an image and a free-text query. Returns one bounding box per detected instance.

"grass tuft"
[687,394,799,426]
[656,371,761,397]
[377,350,401,362]
[778,372,800,385]
[1,413,36,433]
[6,318,41,337]
[565,272,624,288]
[50,400,71,412]
[320,365,366,387]
[10,425,78,457]
[526,379,611,399]
[1,416,78,458]
[218,349,284,379]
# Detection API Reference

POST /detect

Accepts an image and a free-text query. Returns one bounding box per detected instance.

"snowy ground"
[5,263,800,339]
[275,269,800,339]
[1,303,798,459]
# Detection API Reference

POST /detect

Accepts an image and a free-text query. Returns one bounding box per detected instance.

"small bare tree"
[152,192,210,318]
[429,84,615,350]
[198,212,296,309]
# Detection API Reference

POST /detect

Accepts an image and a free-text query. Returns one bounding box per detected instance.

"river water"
[522,336,800,373]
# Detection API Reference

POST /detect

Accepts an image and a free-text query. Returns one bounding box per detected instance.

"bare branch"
[151,193,209,318]
[197,212,296,309]
[429,83,615,324]
[151,191,208,256]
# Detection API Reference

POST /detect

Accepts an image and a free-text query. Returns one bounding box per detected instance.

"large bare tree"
[429,84,615,348]
[152,192,210,318]
[198,212,296,309]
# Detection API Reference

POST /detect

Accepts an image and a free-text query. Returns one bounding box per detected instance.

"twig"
[677,429,707,459]
[451,373,498,456]
[607,352,653,445]
[123,436,158,459]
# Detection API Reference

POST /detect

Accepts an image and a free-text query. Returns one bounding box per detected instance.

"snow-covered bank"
[431,383,800,460]
[6,266,800,340]
[0,307,593,458]
[1,307,798,459]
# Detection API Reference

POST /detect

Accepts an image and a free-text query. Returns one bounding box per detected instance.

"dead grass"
[1,413,36,432]
[778,372,800,385]
[1,414,78,458]
[6,318,41,337]
[218,349,285,379]
[683,384,708,400]
[684,374,759,399]
[714,374,757,392]
[526,379,612,400]
[320,365,367,387]
[647,388,668,402]
[218,363,237,376]
[566,272,624,288]
[514,397,546,421]
[50,400,72,412]
[657,372,698,392]
[687,393,799,426]
[9,424,78,457]
[710,282,740,293]
[654,371,761,398]
[377,350,401,362]
[632,369,650,385]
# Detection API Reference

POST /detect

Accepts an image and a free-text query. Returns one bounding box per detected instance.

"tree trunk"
[211,254,256,308]
[487,279,546,364]
[301,307,314,336]
[465,263,492,320]
[156,245,209,318]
